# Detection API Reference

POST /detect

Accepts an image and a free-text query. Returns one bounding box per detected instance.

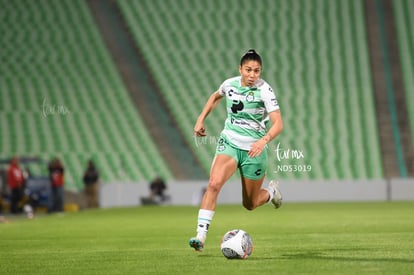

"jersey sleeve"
[262,84,280,113]
[217,80,227,96]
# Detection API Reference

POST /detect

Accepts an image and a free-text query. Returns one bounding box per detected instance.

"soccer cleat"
[268,180,282,209]
[189,237,204,252]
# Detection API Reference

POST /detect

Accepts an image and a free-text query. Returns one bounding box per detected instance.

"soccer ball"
[220,229,253,259]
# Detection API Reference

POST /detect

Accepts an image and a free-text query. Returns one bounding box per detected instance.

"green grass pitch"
[1,201,413,274]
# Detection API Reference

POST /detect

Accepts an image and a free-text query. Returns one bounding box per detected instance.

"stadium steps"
[117,0,383,179]
[87,0,207,179]
[393,0,414,175]
[0,0,174,190]
[364,0,414,177]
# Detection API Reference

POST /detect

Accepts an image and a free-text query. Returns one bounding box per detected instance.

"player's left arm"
[248,83,283,158]
[248,110,283,158]
[262,110,283,144]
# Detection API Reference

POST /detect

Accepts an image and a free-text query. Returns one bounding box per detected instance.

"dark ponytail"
[240,49,262,66]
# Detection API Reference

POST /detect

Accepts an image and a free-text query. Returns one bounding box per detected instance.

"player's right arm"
[194,91,224,136]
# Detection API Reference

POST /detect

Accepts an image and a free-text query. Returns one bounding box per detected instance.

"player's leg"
[200,154,237,210]
[189,149,238,251]
[240,176,268,210]
[241,176,282,210]
[239,149,282,210]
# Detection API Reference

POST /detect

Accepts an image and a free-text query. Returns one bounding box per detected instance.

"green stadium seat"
[117,0,383,179]
[0,0,173,190]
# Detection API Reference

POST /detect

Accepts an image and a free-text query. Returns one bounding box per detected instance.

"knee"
[242,200,257,211]
[207,178,223,194]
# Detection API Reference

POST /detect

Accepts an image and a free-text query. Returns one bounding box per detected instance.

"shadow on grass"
[192,248,414,264]
[196,254,222,258]
[280,251,414,264]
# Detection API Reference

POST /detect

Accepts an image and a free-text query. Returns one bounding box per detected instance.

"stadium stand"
[393,0,414,144]
[8,0,413,187]
[117,0,383,179]
[0,0,173,190]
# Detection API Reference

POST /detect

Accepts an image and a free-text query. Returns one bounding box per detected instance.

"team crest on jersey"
[246,91,255,102]
[217,138,226,152]
[218,144,226,152]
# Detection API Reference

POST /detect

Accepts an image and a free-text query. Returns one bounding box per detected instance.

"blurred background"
[0,0,413,210]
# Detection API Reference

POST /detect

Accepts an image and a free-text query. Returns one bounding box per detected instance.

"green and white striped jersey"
[218,76,280,150]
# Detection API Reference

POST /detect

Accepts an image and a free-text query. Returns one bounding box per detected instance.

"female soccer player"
[189,49,284,252]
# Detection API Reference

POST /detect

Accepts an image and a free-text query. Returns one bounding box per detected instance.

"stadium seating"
[6,0,407,186]
[393,0,414,143]
[0,0,173,190]
[117,0,383,179]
